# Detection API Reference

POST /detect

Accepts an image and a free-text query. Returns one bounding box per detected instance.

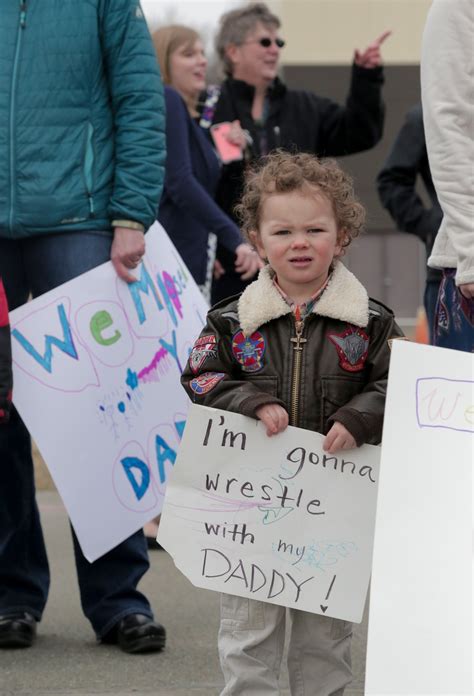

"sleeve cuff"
[328,407,373,447]
[239,393,286,419]
[112,220,145,232]
[352,63,384,83]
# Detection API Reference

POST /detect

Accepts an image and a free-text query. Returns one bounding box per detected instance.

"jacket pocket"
[320,375,364,433]
[82,121,95,216]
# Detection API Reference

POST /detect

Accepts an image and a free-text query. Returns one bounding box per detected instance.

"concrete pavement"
[0,491,368,695]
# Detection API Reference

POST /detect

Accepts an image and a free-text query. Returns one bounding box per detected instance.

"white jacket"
[421,0,474,285]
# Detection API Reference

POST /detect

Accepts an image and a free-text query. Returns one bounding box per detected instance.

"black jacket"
[377,104,442,282]
[211,65,385,221]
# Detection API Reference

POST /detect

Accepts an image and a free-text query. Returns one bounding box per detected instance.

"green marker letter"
[90,310,121,346]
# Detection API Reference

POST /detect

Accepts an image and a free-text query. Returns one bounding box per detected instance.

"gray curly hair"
[215,3,281,76]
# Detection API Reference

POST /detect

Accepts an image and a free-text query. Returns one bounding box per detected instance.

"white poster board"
[365,340,473,694]
[10,223,208,562]
[158,404,381,623]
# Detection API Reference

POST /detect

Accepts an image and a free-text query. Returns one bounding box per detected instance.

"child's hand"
[323,422,356,454]
[255,404,289,436]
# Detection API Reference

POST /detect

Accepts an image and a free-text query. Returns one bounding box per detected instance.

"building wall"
[280,0,432,65]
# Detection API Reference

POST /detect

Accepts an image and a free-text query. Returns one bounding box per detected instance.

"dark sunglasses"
[256,37,286,49]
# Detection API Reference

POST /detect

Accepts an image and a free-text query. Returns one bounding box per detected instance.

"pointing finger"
[373,30,392,47]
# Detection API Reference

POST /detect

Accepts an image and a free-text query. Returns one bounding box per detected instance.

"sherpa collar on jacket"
[237,261,369,336]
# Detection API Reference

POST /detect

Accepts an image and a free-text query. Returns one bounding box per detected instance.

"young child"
[0,278,12,424]
[181,151,404,695]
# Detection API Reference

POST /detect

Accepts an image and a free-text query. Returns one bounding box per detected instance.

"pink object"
[211,122,243,164]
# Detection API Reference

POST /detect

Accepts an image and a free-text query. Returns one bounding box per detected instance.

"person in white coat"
[420,0,473,352]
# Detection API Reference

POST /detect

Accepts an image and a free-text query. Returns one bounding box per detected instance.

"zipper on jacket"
[20,3,27,27]
[289,308,307,427]
[83,122,95,217]
[8,2,27,233]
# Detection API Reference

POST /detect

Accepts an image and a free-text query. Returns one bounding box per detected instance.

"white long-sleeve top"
[421,0,474,286]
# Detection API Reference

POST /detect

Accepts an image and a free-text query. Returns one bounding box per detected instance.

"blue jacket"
[158,87,242,285]
[0,0,166,238]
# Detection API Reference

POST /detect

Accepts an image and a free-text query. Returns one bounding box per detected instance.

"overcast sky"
[141,0,242,34]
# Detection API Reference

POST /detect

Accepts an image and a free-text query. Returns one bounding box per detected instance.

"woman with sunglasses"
[208,2,390,304]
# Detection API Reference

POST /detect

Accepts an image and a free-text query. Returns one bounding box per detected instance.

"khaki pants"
[219,594,353,696]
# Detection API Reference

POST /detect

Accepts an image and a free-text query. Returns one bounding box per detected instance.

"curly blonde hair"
[235,151,365,251]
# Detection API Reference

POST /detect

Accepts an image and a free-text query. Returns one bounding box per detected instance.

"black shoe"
[0,612,37,649]
[102,614,166,654]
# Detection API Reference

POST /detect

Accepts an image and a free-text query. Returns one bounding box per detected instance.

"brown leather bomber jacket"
[181,263,404,447]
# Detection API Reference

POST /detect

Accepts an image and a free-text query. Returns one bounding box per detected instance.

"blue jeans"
[0,232,153,638]
[434,269,474,352]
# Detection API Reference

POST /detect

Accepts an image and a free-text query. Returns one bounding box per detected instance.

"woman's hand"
[459,282,474,299]
[225,120,248,149]
[256,404,289,436]
[323,422,356,454]
[234,243,263,281]
[354,30,391,69]
[111,227,145,283]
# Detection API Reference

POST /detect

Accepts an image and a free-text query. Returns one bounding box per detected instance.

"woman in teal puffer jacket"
[0,0,165,244]
[0,0,168,654]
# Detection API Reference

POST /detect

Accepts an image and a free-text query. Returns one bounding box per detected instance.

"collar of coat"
[225,76,287,102]
[237,261,369,336]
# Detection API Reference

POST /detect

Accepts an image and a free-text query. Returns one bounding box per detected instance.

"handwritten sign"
[10,223,208,562]
[158,404,381,623]
[416,376,473,433]
[366,341,473,694]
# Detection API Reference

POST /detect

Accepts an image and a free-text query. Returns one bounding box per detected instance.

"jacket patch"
[232,330,265,373]
[189,334,217,374]
[328,327,369,372]
[190,372,225,395]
